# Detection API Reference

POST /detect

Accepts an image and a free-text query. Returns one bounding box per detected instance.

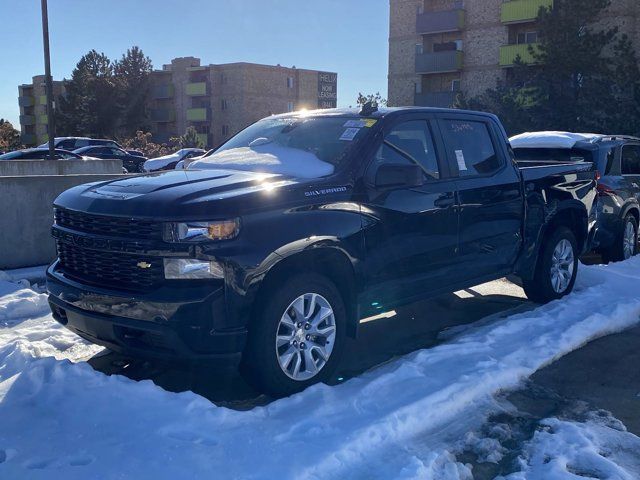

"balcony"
[186,82,208,96]
[20,133,36,146]
[151,84,174,99]
[19,115,35,126]
[501,0,553,24]
[18,96,35,107]
[38,95,48,105]
[499,43,541,66]
[414,91,458,108]
[187,108,208,122]
[416,50,463,74]
[416,9,465,35]
[150,108,176,123]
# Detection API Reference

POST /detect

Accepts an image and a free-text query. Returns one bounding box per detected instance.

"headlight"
[163,258,224,279]
[166,219,240,242]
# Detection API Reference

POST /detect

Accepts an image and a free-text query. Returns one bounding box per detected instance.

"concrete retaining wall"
[0,158,122,176]
[0,174,124,269]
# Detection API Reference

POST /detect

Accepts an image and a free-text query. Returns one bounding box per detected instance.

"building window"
[221,73,227,84]
[415,44,424,55]
[221,99,228,110]
[451,79,461,92]
[415,82,422,94]
[287,101,295,112]
[517,31,538,44]
[222,125,230,137]
[287,77,294,89]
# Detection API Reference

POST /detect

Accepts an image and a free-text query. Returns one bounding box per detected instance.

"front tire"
[602,214,638,263]
[242,273,346,397]
[523,227,579,303]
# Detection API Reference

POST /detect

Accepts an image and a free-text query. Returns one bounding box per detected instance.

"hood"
[54,168,309,220]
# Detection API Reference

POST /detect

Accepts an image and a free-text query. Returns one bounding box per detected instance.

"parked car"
[0,148,85,160]
[72,145,147,173]
[143,148,206,172]
[47,107,597,397]
[39,137,144,157]
[511,132,639,262]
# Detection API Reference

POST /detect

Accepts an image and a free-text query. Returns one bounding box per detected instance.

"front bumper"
[46,262,246,364]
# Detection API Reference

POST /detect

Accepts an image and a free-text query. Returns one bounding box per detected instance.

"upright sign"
[318,72,337,109]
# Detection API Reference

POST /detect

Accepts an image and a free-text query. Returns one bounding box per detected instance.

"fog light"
[163,259,223,279]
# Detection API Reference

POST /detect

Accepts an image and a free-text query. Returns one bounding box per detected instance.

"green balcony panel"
[414,91,457,108]
[20,115,35,126]
[187,108,208,122]
[18,96,35,107]
[151,84,174,99]
[499,43,541,66]
[501,0,553,24]
[150,108,176,122]
[186,82,208,96]
[21,133,36,146]
[196,133,209,147]
[39,95,48,105]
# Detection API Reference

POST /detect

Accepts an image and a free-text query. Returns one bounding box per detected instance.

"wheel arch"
[250,247,360,338]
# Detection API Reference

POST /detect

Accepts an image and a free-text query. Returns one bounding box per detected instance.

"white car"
[143,148,206,172]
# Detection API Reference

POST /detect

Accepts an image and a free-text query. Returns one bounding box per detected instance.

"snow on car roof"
[510,131,602,149]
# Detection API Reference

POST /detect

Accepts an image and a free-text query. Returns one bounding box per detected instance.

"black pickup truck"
[46,107,598,396]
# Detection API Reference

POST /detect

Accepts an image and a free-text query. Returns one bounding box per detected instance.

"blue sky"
[0,0,390,127]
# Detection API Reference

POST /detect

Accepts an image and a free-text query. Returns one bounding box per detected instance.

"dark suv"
[512,133,640,262]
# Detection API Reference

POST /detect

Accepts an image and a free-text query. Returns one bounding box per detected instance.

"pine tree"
[172,127,205,149]
[460,0,640,136]
[114,46,153,137]
[57,50,119,137]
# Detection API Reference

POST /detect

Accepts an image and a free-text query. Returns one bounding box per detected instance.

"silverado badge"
[137,261,152,269]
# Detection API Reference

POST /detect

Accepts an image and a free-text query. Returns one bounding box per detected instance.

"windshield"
[189,116,372,178]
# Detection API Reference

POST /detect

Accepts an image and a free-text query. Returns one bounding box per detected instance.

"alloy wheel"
[550,239,575,294]
[275,293,337,381]
[623,220,637,260]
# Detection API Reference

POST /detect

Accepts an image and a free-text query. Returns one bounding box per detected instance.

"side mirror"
[374,163,424,189]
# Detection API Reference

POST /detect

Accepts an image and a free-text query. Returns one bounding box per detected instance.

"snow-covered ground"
[0,258,639,479]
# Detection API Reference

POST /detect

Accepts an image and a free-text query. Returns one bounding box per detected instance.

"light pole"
[40,0,55,158]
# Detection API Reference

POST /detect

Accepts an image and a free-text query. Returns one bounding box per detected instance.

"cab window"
[439,119,501,177]
[369,120,440,181]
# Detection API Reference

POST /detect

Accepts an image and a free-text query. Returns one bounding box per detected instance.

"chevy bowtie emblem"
[137,261,152,269]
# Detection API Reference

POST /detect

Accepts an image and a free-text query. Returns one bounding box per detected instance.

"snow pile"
[0,258,639,479]
[143,153,180,172]
[505,414,640,479]
[0,278,48,323]
[188,143,335,179]
[510,131,601,149]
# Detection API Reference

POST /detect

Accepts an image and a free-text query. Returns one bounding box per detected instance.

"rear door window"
[621,145,640,175]
[438,119,502,177]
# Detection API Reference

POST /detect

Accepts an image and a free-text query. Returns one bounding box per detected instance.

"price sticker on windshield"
[340,128,361,141]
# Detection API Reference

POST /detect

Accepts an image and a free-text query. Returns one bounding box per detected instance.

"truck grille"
[56,241,163,292]
[54,208,163,240]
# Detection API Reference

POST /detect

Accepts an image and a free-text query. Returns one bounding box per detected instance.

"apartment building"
[388,0,640,108]
[17,75,66,146]
[17,58,337,149]
[148,57,338,147]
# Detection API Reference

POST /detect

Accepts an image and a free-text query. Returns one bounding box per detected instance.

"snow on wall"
[0,258,639,479]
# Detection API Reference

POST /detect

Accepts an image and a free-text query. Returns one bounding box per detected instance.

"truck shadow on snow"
[87,278,534,410]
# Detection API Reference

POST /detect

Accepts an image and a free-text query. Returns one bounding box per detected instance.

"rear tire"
[602,214,638,263]
[523,227,579,303]
[242,273,346,397]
